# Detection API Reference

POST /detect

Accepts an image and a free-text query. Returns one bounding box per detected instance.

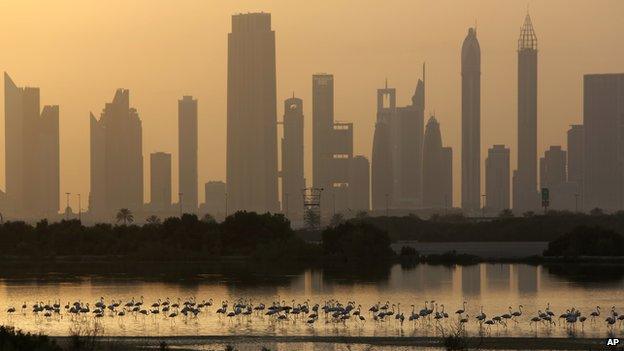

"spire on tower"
[518,13,537,51]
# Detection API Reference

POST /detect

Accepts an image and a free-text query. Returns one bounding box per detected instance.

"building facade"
[150,152,172,212]
[281,96,305,217]
[178,95,198,213]
[485,145,510,212]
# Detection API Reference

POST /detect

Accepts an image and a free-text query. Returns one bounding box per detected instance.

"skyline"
[0,1,622,211]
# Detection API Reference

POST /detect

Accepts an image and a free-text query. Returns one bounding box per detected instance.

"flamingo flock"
[4,297,624,336]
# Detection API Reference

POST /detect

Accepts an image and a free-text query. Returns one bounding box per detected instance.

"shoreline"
[49,335,608,350]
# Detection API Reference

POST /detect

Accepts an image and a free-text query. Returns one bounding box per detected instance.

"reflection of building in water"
[419,265,453,290]
[513,264,540,294]
[457,264,481,296]
[484,264,511,292]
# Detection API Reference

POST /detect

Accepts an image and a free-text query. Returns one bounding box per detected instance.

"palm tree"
[303,209,321,230]
[116,208,134,225]
[146,215,161,225]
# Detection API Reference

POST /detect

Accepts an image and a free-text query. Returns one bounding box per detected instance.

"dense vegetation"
[544,225,624,256]
[0,326,61,351]
[0,212,319,262]
[322,222,394,263]
[358,210,624,242]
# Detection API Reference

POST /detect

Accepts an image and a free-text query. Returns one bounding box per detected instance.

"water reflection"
[0,262,622,338]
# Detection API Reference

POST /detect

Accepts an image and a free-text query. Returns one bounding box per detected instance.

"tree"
[354,210,369,221]
[202,213,217,224]
[322,222,394,262]
[303,209,321,230]
[145,215,161,225]
[329,213,345,227]
[590,207,605,216]
[116,208,134,225]
[498,209,514,218]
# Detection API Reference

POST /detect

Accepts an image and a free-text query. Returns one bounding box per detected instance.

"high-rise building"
[281,96,305,217]
[89,89,144,217]
[540,146,566,189]
[567,124,584,188]
[514,13,539,212]
[583,74,624,211]
[311,74,354,214]
[372,84,395,210]
[4,73,59,219]
[485,145,510,212]
[178,95,198,213]
[227,12,278,213]
[349,155,370,211]
[423,116,452,208]
[461,27,481,212]
[150,152,172,212]
[202,181,227,217]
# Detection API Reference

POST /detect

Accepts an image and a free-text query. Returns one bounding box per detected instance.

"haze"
[0,0,622,208]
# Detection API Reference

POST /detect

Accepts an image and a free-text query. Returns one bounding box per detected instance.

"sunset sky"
[0,0,622,209]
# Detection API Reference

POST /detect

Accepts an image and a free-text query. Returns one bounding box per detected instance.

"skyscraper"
[514,13,539,212]
[89,89,144,217]
[540,146,566,190]
[227,12,278,213]
[485,145,510,212]
[461,27,481,212]
[202,181,227,217]
[423,116,452,208]
[281,96,305,217]
[4,73,59,218]
[567,124,584,186]
[312,74,354,214]
[372,84,395,210]
[150,152,172,212]
[349,155,370,211]
[583,74,624,211]
[178,95,198,213]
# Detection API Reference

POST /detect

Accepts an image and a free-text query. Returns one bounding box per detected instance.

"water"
[0,262,622,341]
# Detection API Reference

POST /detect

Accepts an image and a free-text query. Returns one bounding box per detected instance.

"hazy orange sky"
[0,0,622,210]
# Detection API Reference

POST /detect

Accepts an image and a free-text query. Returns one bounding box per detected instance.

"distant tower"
[226,13,278,213]
[461,27,481,212]
[90,89,144,217]
[178,96,198,213]
[349,155,370,211]
[567,124,584,203]
[514,13,538,211]
[371,83,395,211]
[583,74,624,211]
[485,145,510,212]
[540,146,566,190]
[4,73,59,218]
[423,116,452,208]
[281,96,305,216]
[150,152,172,212]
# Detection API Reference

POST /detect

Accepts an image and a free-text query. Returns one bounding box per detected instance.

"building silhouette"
[227,12,278,213]
[89,89,144,217]
[281,96,305,217]
[513,13,539,212]
[461,27,481,212]
[372,84,395,210]
[4,73,59,218]
[312,74,354,214]
[540,146,566,190]
[178,95,198,213]
[349,155,370,211]
[423,116,452,208]
[200,181,227,218]
[567,124,584,209]
[485,145,510,212]
[150,152,172,212]
[583,74,624,211]
[371,75,425,211]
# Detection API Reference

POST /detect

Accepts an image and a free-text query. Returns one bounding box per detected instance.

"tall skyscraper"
[514,13,538,212]
[227,12,278,213]
[311,74,354,214]
[178,95,198,213]
[89,89,144,217]
[567,124,584,185]
[349,155,370,211]
[202,181,227,217]
[485,145,510,212]
[423,116,452,208]
[372,84,395,210]
[583,74,624,211]
[150,152,172,212]
[4,73,59,218]
[281,96,305,217]
[461,27,481,212]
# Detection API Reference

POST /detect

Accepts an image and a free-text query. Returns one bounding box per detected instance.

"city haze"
[0,0,622,209]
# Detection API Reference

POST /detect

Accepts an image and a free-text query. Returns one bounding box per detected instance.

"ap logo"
[606,338,620,346]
